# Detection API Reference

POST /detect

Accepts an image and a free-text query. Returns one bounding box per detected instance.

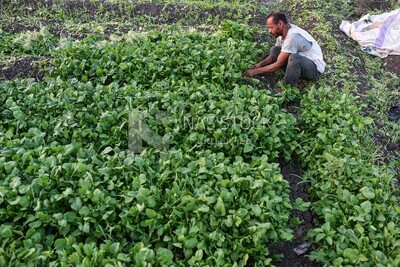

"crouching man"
[244,12,326,86]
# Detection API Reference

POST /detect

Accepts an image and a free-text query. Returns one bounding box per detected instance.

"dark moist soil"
[2,0,264,36]
[384,55,400,76]
[270,158,321,267]
[0,56,48,81]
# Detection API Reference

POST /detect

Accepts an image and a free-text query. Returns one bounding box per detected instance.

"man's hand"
[243,69,257,77]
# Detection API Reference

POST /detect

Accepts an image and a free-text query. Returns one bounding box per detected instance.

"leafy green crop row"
[49,21,256,86]
[0,27,58,56]
[0,143,293,266]
[0,22,302,266]
[297,88,400,266]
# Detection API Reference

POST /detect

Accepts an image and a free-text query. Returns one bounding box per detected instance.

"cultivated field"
[0,0,399,266]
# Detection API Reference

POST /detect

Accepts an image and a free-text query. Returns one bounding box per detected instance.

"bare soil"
[384,55,400,76]
[0,56,47,80]
[271,158,320,267]
[1,0,264,35]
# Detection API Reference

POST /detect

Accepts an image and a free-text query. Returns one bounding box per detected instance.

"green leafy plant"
[6,27,58,55]
[0,24,299,266]
[297,87,400,266]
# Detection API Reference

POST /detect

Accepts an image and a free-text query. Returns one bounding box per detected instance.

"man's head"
[266,12,289,38]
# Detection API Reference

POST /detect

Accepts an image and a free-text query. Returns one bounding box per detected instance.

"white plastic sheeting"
[340,9,400,58]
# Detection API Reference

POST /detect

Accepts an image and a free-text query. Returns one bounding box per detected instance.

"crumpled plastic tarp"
[340,9,400,58]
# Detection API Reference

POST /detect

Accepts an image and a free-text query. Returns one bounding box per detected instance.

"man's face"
[266,17,283,38]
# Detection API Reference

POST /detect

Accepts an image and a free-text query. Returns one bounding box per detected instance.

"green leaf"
[102,146,113,154]
[82,222,90,233]
[64,143,76,155]
[355,224,364,234]
[360,187,375,199]
[0,225,12,239]
[294,198,311,211]
[71,197,82,210]
[224,216,233,227]
[333,257,344,266]
[251,204,262,217]
[9,196,21,205]
[10,177,21,189]
[146,209,157,219]
[360,201,372,213]
[64,212,78,222]
[184,238,198,249]
[55,238,67,250]
[109,242,120,254]
[243,143,254,153]
[0,256,6,266]
[215,249,225,265]
[315,233,326,242]
[79,206,91,216]
[358,254,368,262]
[83,243,94,256]
[93,188,104,201]
[120,62,130,70]
[96,68,104,76]
[30,231,41,243]
[280,231,293,241]
[5,128,13,139]
[194,249,203,260]
[147,196,157,208]
[197,205,209,213]
[343,248,358,261]
[156,248,174,264]
[214,197,226,216]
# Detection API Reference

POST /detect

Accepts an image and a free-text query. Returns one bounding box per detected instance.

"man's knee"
[269,46,281,61]
[284,54,302,85]
[287,54,301,65]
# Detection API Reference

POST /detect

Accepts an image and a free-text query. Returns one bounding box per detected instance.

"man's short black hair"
[266,12,288,24]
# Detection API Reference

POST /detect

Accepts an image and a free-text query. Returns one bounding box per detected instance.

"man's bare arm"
[251,56,274,69]
[245,51,290,77]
